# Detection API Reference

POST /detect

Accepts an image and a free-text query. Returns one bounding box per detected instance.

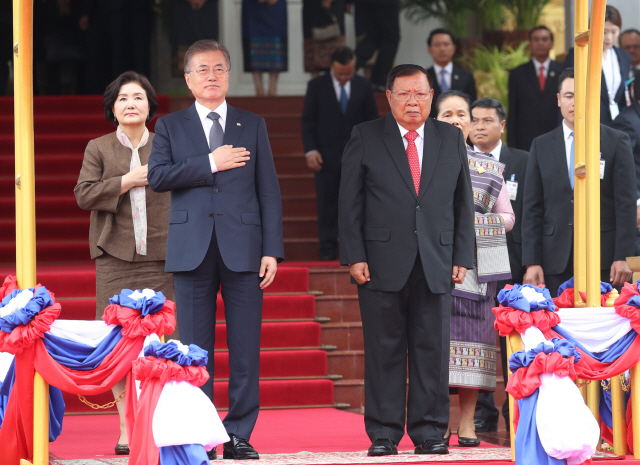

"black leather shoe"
[114,443,129,455]
[207,447,217,460]
[367,439,398,456]
[474,418,498,432]
[415,440,449,455]
[443,429,451,447]
[223,434,259,460]
[458,436,481,447]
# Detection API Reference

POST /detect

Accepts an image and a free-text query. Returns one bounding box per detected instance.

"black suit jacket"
[611,100,640,199]
[148,103,285,273]
[301,73,379,171]
[427,65,477,118]
[564,47,632,125]
[339,114,475,293]
[521,124,636,275]
[498,144,529,283]
[507,60,564,151]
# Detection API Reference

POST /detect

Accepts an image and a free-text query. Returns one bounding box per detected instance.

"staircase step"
[0,217,89,242]
[263,115,301,135]
[282,195,316,216]
[327,350,364,379]
[0,264,310,297]
[315,295,360,322]
[0,95,171,116]
[214,349,327,379]
[321,322,363,351]
[0,175,77,197]
[273,153,308,174]
[283,216,317,238]
[0,154,84,176]
[214,378,334,409]
[332,379,364,412]
[284,238,319,261]
[214,321,321,350]
[309,267,355,296]
[0,196,84,220]
[0,240,91,264]
[277,173,315,196]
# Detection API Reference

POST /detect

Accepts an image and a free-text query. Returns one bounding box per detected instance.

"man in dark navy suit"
[302,46,379,260]
[148,40,284,460]
[426,28,476,118]
[507,26,563,151]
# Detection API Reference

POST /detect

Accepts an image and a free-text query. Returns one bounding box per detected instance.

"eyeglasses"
[189,68,229,79]
[391,91,430,101]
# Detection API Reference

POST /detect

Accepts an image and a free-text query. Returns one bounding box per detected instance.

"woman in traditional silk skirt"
[436,90,514,447]
[242,0,288,95]
[74,71,174,455]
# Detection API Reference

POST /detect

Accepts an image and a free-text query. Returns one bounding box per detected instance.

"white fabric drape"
[0,352,14,383]
[556,307,632,353]
[48,320,117,347]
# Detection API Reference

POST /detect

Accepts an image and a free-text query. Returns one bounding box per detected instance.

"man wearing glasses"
[149,40,284,461]
[339,64,475,456]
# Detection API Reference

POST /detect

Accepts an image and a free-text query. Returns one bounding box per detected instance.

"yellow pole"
[572,0,588,308]
[13,1,48,464]
[506,332,524,462]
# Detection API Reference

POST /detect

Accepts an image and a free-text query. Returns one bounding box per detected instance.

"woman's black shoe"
[115,443,130,455]
[457,436,481,447]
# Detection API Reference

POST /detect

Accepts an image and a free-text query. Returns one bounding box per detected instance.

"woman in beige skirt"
[74,71,175,456]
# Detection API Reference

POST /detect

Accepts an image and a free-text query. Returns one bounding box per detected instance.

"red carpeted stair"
[0,95,335,413]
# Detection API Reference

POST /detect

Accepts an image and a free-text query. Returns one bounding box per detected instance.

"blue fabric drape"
[0,287,53,332]
[497,284,555,313]
[144,341,208,367]
[109,289,166,317]
[509,339,580,372]
[516,392,566,465]
[552,326,636,363]
[159,444,210,465]
[42,327,123,371]
[557,277,613,297]
[0,360,65,441]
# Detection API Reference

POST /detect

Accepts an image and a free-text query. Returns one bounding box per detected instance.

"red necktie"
[404,130,420,195]
[538,65,546,91]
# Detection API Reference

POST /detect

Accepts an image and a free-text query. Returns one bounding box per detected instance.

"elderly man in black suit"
[426,29,476,118]
[302,46,379,260]
[469,97,528,433]
[339,64,475,456]
[522,68,636,297]
[611,70,640,255]
[507,26,563,151]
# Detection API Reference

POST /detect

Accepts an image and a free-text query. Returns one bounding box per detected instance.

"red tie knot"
[405,130,418,143]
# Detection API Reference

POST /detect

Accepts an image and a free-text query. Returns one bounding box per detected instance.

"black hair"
[330,46,355,65]
[558,67,574,93]
[605,5,622,29]
[427,28,456,47]
[103,71,157,126]
[386,64,434,91]
[434,90,471,117]
[471,97,506,122]
[621,29,640,39]
[529,25,554,43]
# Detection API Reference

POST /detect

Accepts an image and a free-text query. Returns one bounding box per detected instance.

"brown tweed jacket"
[74,132,170,262]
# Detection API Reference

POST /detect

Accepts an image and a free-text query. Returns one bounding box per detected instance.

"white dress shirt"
[195,99,227,173]
[602,48,622,119]
[532,57,552,79]
[331,70,351,101]
[474,140,502,161]
[397,123,425,170]
[562,120,574,175]
[433,62,453,91]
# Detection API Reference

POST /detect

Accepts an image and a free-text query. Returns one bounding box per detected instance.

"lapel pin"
[454,75,459,80]
[237,122,242,126]
[550,71,556,77]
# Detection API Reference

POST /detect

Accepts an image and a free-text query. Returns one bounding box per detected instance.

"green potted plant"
[401,0,474,39]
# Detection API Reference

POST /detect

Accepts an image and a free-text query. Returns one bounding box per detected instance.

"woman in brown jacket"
[74,71,174,455]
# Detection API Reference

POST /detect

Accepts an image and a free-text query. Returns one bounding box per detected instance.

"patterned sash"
[453,148,511,301]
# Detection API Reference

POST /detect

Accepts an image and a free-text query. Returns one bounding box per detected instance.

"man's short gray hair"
[184,40,231,73]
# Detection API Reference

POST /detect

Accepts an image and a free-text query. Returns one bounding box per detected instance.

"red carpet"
[49,409,501,460]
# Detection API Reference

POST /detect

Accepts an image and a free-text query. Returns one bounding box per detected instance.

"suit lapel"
[383,113,417,198]
[451,66,464,91]
[324,73,346,119]
[551,126,572,191]
[499,144,512,179]
[345,77,362,119]
[181,104,210,153]
[525,61,543,95]
[543,61,562,96]
[223,105,245,147]
[417,119,441,202]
